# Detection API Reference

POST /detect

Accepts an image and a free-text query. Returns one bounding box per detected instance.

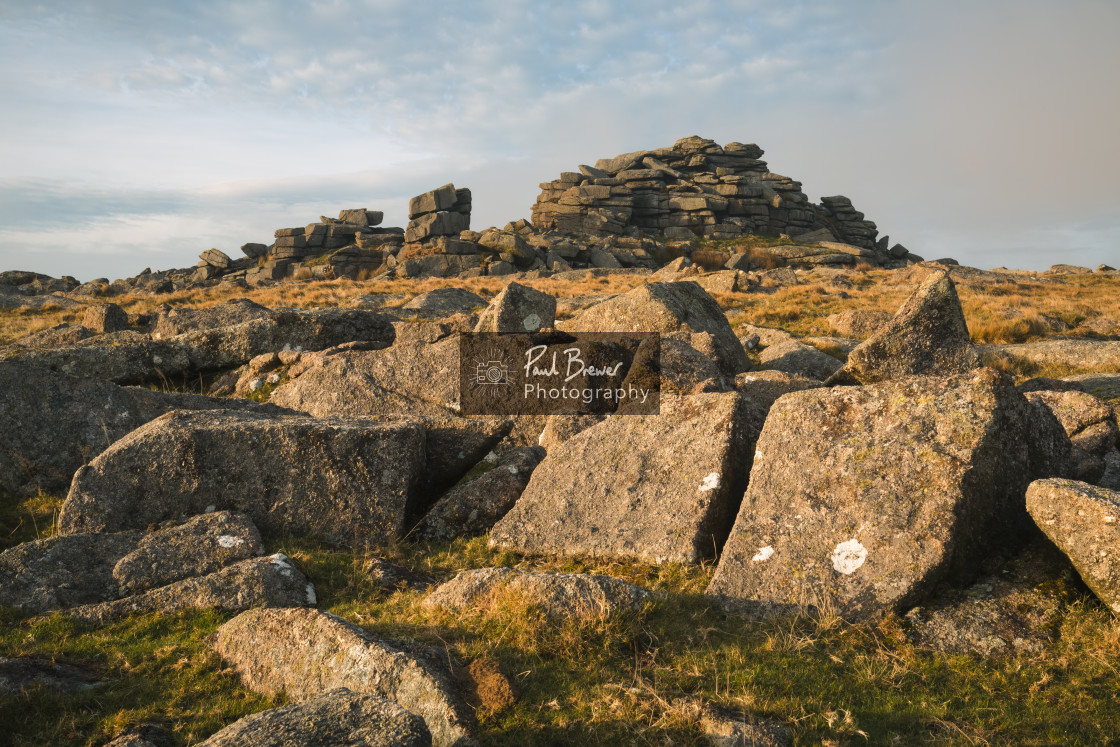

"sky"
[0,0,1117,281]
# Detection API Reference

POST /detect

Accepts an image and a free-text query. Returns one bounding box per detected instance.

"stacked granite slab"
[531,135,881,250]
[404,184,472,243]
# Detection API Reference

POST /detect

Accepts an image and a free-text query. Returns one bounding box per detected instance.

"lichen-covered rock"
[214,608,475,747]
[1026,479,1120,614]
[1025,391,1118,482]
[366,558,436,592]
[112,511,264,595]
[536,414,608,451]
[413,447,544,541]
[829,270,980,385]
[826,309,891,339]
[423,567,649,620]
[904,543,1075,656]
[103,722,175,747]
[59,410,426,547]
[757,340,843,381]
[491,393,766,564]
[732,370,824,411]
[82,303,129,334]
[152,298,272,338]
[0,361,285,497]
[698,702,793,747]
[0,531,143,613]
[708,369,1035,620]
[199,688,432,747]
[561,281,750,376]
[0,657,103,695]
[402,288,486,318]
[64,553,315,624]
[473,281,556,333]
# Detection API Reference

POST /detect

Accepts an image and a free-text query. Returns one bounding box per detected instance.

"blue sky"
[1,0,1117,280]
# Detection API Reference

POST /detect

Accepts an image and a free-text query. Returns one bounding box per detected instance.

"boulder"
[413,447,544,541]
[198,688,431,747]
[698,702,793,747]
[561,281,750,376]
[423,567,649,620]
[402,288,486,318]
[826,309,891,338]
[732,370,824,411]
[59,410,426,547]
[828,270,980,385]
[1024,391,1118,482]
[240,242,269,259]
[338,208,385,227]
[82,303,129,333]
[404,212,471,243]
[757,340,843,381]
[491,393,766,564]
[214,607,475,747]
[473,282,556,333]
[708,369,1036,620]
[0,361,286,498]
[65,553,315,624]
[655,336,728,394]
[408,184,459,219]
[152,298,273,338]
[199,248,232,269]
[536,414,608,450]
[0,657,102,695]
[112,511,264,595]
[366,558,436,593]
[1026,479,1120,614]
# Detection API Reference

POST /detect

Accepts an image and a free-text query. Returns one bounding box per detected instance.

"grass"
[3,505,1119,745]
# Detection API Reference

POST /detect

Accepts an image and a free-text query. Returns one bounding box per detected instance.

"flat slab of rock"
[829,270,980,385]
[757,340,843,381]
[214,608,475,747]
[199,688,431,747]
[0,361,285,497]
[423,567,648,620]
[413,447,544,541]
[708,369,1034,619]
[0,657,103,694]
[63,553,315,625]
[402,288,486,318]
[1027,479,1120,614]
[473,281,556,333]
[59,410,426,547]
[1025,390,1118,481]
[561,281,750,376]
[732,370,824,411]
[827,309,891,338]
[491,393,765,564]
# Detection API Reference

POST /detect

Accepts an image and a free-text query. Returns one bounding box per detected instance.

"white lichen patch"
[269,553,294,578]
[830,539,868,575]
[699,472,721,492]
[752,546,775,562]
[205,505,216,513]
[523,313,543,331]
[305,583,317,606]
[217,534,244,549]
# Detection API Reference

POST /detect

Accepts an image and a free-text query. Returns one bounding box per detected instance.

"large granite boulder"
[152,298,273,338]
[199,688,431,747]
[828,270,980,385]
[214,608,475,747]
[1026,479,1120,614]
[82,303,130,334]
[422,567,648,620]
[560,281,750,376]
[490,393,766,564]
[0,361,286,498]
[59,410,426,547]
[707,369,1037,620]
[757,340,843,381]
[402,288,486,318]
[1024,391,1119,483]
[473,282,556,333]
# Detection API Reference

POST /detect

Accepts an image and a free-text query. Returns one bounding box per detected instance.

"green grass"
[3,521,1118,745]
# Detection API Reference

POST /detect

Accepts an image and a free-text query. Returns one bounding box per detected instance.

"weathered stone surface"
[405,212,471,243]
[561,281,750,376]
[403,288,486,318]
[104,722,175,747]
[423,567,649,620]
[830,271,980,385]
[708,369,1035,620]
[0,531,142,613]
[65,554,315,624]
[152,298,273,337]
[113,511,264,595]
[413,447,544,541]
[1027,479,1120,614]
[757,340,843,381]
[214,608,475,747]
[339,208,385,227]
[0,657,103,695]
[60,410,426,547]
[656,336,728,394]
[474,282,556,333]
[904,543,1074,656]
[0,361,285,498]
[827,309,891,338]
[240,242,269,259]
[536,414,608,450]
[199,688,431,747]
[408,184,458,219]
[200,248,232,269]
[491,393,766,564]
[1024,391,1118,482]
[981,340,1120,373]
[732,370,824,411]
[366,558,436,592]
[82,303,129,333]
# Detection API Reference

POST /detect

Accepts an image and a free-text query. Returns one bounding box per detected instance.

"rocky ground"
[3,142,1120,745]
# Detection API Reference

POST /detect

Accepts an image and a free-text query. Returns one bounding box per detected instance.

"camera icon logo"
[475,360,510,386]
